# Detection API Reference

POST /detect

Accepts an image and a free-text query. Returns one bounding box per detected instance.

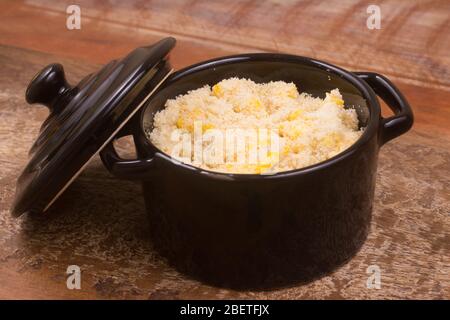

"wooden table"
[0,0,448,299]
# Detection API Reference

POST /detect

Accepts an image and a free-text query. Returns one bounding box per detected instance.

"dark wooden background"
[0,0,448,299]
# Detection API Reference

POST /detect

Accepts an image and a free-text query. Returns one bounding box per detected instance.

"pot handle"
[100,124,157,179]
[101,141,156,179]
[355,72,414,145]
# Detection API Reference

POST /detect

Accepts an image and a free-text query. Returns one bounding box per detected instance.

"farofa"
[148,78,363,174]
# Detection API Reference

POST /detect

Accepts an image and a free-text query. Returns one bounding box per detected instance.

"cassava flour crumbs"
[148,78,363,174]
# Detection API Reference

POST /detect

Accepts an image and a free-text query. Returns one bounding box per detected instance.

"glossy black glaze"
[100,53,413,289]
[11,37,175,216]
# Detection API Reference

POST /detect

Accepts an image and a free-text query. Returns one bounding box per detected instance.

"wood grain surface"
[0,0,449,299]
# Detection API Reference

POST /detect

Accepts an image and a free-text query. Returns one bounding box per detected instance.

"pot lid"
[11,37,176,217]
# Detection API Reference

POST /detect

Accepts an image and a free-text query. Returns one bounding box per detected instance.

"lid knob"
[26,63,72,112]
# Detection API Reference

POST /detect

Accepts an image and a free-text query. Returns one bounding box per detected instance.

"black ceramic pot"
[100,53,413,289]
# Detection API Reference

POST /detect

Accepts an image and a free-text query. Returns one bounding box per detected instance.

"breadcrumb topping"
[148,78,363,174]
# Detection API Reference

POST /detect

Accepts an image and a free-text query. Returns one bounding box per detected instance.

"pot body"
[142,136,378,289]
[101,53,413,289]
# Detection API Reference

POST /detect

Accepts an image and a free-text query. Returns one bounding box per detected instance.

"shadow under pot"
[100,53,413,289]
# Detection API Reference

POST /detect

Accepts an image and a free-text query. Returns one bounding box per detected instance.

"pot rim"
[139,53,381,180]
